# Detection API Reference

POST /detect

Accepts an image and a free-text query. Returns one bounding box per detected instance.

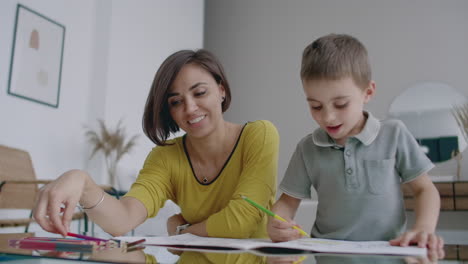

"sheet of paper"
[117,234,271,251]
[115,234,426,256]
[264,238,427,256]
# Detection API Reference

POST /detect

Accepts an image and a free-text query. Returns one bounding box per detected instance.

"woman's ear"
[218,83,226,99]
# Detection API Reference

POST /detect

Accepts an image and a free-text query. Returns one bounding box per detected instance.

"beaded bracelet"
[79,191,105,210]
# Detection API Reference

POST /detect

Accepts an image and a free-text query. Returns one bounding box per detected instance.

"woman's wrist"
[176,223,191,235]
[168,214,187,235]
[76,170,102,208]
[80,191,105,210]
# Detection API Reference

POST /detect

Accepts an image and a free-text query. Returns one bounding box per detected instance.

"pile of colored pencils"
[8,232,145,253]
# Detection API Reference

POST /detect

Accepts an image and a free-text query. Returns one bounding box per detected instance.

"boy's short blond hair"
[301,34,371,89]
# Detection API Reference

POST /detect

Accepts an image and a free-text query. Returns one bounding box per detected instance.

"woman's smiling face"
[167,63,225,138]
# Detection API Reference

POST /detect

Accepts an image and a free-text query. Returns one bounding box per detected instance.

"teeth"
[189,115,205,124]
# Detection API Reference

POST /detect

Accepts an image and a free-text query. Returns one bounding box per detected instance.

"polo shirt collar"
[312,111,380,147]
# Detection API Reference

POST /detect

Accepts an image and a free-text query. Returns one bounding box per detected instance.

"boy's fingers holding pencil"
[271,227,301,242]
[271,219,288,228]
[268,218,302,242]
[271,217,296,228]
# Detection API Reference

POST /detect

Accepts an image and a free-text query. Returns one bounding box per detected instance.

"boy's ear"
[363,81,376,103]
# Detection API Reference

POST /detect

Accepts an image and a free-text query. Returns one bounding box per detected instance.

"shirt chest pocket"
[363,158,396,195]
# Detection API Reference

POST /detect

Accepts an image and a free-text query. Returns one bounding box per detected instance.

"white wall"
[103,0,204,189]
[0,0,204,187]
[0,0,97,180]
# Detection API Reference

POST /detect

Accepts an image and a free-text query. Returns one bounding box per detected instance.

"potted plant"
[85,119,139,189]
[451,103,468,180]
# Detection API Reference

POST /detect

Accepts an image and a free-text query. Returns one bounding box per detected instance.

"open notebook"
[116,234,426,256]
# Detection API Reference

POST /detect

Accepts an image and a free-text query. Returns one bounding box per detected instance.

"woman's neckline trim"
[182,122,249,186]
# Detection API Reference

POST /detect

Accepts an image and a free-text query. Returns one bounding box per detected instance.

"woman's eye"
[169,100,181,107]
[195,91,206,96]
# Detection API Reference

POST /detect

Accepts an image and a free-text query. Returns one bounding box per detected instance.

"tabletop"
[0,233,466,264]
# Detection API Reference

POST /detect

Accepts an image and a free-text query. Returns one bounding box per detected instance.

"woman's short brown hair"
[143,49,231,146]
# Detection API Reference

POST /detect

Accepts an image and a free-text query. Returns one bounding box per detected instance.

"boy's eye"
[311,106,322,111]
[335,103,348,109]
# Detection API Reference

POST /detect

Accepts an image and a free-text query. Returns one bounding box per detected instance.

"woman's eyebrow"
[168,82,208,98]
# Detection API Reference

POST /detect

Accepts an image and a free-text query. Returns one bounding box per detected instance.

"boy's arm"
[267,193,303,242]
[390,173,444,259]
[406,173,440,235]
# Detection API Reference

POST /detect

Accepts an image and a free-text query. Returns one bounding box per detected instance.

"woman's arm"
[34,169,147,237]
[82,175,148,236]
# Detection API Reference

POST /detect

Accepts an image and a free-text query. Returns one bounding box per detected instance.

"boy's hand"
[390,230,445,261]
[267,217,303,242]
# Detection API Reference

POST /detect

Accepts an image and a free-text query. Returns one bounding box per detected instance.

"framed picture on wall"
[7,4,65,108]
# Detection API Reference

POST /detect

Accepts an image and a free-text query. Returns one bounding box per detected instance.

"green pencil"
[241,195,310,237]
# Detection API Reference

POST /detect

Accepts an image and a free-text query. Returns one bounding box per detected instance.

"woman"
[33,49,279,239]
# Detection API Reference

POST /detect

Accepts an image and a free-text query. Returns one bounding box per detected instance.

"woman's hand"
[33,170,89,236]
[166,213,187,236]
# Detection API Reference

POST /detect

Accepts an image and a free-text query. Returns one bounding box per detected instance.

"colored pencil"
[127,245,146,252]
[241,195,310,237]
[67,232,108,242]
[9,237,123,252]
[21,238,106,246]
[126,238,146,248]
[9,240,94,252]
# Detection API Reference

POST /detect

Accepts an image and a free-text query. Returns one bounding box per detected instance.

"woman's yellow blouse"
[124,120,279,238]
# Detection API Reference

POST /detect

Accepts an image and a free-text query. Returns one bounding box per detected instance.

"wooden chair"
[0,145,85,232]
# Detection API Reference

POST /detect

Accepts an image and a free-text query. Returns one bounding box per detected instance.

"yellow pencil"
[241,195,310,237]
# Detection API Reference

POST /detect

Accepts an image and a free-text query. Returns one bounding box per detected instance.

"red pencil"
[21,237,106,246]
[126,238,146,248]
[9,239,94,252]
[67,232,108,242]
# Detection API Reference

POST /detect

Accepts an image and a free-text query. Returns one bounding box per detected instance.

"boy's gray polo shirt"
[280,112,434,241]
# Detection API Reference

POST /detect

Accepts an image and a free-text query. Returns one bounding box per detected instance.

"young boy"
[268,34,444,255]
